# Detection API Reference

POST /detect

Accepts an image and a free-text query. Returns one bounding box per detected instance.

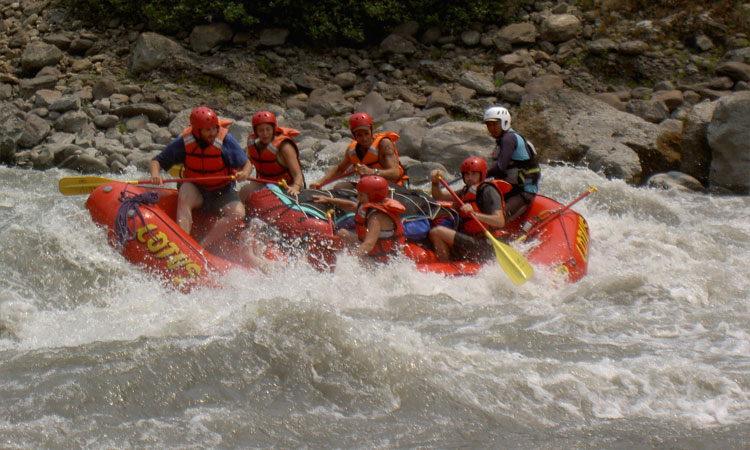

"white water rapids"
[1,164,749,448]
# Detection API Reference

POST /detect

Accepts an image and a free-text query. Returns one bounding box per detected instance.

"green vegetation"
[63,0,527,46]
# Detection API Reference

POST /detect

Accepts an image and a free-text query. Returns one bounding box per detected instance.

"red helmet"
[190,106,219,131]
[252,110,276,132]
[357,175,389,203]
[349,112,373,133]
[460,157,487,181]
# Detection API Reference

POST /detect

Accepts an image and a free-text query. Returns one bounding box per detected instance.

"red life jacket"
[247,126,302,184]
[459,180,507,238]
[354,198,406,262]
[345,132,406,186]
[181,125,233,191]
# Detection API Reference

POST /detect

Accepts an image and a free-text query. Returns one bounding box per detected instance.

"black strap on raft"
[114,190,160,249]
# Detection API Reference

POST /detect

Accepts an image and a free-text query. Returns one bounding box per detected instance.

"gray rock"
[421,121,494,172]
[516,88,677,183]
[707,91,750,194]
[54,110,89,133]
[49,95,81,113]
[626,99,669,124]
[306,85,354,117]
[130,32,193,74]
[380,34,416,55]
[93,114,119,129]
[458,71,496,95]
[715,61,750,83]
[381,117,428,159]
[112,103,170,125]
[190,23,233,54]
[496,23,537,46]
[356,91,389,123]
[20,41,63,74]
[18,114,50,148]
[540,14,581,43]
[646,171,705,192]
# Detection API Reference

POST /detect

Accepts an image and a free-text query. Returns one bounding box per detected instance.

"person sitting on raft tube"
[429,157,507,263]
[310,112,406,190]
[483,106,541,222]
[239,110,305,201]
[149,106,251,251]
[313,175,406,262]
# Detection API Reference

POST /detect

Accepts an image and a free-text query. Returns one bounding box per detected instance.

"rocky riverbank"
[1,0,748,194]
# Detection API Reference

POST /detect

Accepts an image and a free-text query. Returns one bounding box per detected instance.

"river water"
[1,164,749,448]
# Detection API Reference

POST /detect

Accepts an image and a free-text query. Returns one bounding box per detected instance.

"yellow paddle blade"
[486,231,534,285]
[58,176,127,195]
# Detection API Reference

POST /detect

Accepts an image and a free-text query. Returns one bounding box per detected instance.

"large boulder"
[20,42,63,75]
[680,100,717,184]
[189,23,233,54]
[380,117,429,160]
[420,121,494,172]
[707,92,750,194]
[130,32,194,74]
[515,88,679,184]
[0,105,25,164]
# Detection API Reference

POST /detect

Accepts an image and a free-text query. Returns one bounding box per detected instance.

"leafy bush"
[64,0,529,45]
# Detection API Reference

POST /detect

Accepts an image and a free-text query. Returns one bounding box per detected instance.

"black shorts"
[451,232,495,263]
[200,185,241,214]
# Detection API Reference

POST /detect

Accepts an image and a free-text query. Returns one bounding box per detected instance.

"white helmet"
[483,106,511,131]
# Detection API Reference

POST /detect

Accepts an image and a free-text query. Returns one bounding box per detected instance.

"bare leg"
[428,226,456,262]
[176,182,203,234]
[200,200,245,250]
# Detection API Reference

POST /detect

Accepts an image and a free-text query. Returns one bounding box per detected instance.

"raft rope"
[114,190,160,249]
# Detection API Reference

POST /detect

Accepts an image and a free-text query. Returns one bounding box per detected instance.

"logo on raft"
[136,224,202,284]
[554,216,590,281]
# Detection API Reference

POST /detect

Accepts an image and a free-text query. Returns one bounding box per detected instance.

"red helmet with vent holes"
[460,157,487,182]
[190,106,219,131]
[357,175,389,203]
[349,112,373,133]
[252,110,277,132]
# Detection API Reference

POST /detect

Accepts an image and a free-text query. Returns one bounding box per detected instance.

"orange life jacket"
[247,126,303,184]
[459,180,507,238]
[345,132,405,185]
[354,198,406,262]
[181,124,233,191]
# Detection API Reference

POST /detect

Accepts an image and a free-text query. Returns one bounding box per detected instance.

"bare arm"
[279,142,304,195]
[354,212,384,257]
[312,195,357,212]
[430,170,455,203]
[313,155,352,188]
[359,138,400,182]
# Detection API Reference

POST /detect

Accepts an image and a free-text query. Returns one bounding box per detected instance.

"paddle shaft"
[516,186,597,242]
[147,175,235,185]
[439,177,533,285]
[439,178,496,235]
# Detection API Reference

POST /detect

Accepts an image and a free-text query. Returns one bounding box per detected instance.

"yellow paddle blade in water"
[485,230,534,285]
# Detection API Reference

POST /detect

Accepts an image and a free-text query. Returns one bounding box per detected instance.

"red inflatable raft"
[85,181,255,290]
[245,183,592,283]
[84,181,591,286]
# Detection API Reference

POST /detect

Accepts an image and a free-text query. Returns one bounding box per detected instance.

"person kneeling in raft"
[313,175,406,262]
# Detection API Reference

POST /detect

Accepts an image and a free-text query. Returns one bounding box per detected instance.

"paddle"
[516,186,597,243]
[439,177,533,285]
[59,174,289,195]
